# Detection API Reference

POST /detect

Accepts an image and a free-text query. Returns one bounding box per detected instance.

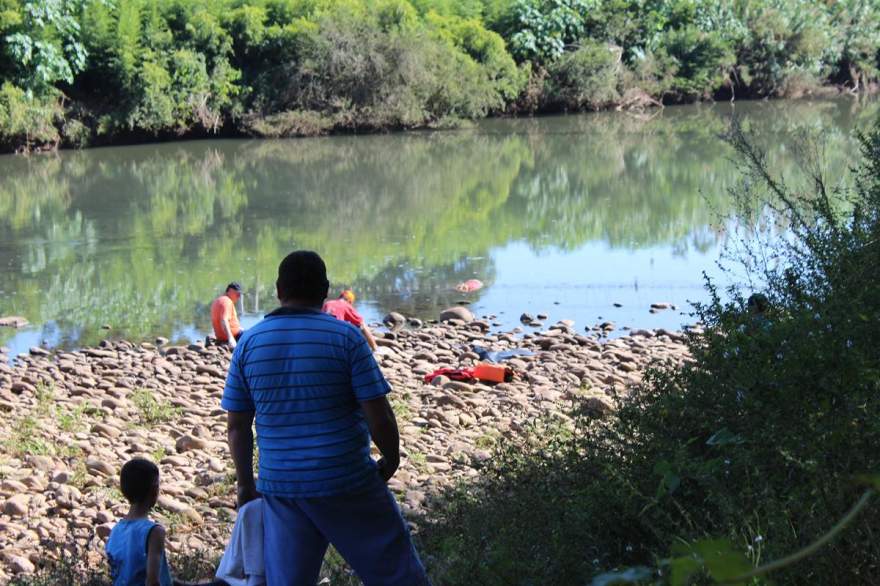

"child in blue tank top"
[105,458,174,586]
[106,457,230,586]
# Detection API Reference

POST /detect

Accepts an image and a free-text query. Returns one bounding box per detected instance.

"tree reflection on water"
[0,98,875,347]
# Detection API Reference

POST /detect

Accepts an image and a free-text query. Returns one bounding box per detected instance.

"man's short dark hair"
[226,282,242,293]
[277,251,329,304]
[120,458,159,504]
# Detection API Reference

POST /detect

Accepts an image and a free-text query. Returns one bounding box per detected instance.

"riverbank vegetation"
[0,0,878,152]
[417,118,880,583]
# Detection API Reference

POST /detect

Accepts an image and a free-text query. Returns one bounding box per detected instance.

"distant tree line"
[0,0,878,151]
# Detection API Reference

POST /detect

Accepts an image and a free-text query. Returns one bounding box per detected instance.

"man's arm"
[360,396,400,481]
[222,317,237,349]
[360,323,378,352]
[227,410,258,505]
[145,524,166,586]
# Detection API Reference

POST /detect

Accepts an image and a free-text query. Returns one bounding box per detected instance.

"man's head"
[340,290,356,304]
[276,251,329,306]
[225,282,242,303]
[120,458,160,507]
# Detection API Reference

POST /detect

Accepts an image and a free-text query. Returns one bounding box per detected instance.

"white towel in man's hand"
[216,499,266,586]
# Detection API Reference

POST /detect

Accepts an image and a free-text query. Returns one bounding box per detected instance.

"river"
[0,98,876,357]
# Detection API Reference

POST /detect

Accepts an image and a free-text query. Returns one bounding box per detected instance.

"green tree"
[2,0,90,94]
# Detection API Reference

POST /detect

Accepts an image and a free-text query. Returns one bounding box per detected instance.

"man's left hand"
[237,483,261,507]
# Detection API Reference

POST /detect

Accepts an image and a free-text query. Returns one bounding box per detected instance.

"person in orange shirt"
[211,282,244,348]
[323,290,378,352]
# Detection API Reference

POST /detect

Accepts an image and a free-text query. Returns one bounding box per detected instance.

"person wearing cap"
[222,251,429,586]
[323,290,378,352]
[211,282,244,348]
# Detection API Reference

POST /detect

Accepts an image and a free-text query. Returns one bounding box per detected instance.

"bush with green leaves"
[826,0,880,91]
[733,0,835,97]
[0,81,61,148]
[653,26,735,100]
[545,39,621,109]
[420,118,880,585]
[497,0,596,63]
[242,8,522,135]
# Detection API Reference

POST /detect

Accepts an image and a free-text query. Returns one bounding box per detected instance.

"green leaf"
[692,539,752,583]
[854,474,880,491]
[591,566,653,585]
[668,539,752,585]
[654,460,681,497]
[669,555,703,586]
[706,428,744,446]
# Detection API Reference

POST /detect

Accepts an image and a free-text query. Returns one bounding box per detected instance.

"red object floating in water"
[455,279,484,293]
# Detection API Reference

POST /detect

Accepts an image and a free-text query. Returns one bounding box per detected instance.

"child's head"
[120,458,160,507]
[747,293,769,316]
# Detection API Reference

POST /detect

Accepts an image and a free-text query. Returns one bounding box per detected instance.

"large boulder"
[439,306,473,323]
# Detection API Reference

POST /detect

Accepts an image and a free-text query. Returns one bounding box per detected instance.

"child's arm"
[145,524,167,586]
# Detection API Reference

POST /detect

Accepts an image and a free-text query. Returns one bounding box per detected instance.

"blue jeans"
[262,475,429,586]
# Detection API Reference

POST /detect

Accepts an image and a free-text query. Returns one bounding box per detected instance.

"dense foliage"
[0,0,878,151]
[418,118,880,583]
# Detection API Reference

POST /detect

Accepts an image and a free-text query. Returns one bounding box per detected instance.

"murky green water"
[0,98,876,356]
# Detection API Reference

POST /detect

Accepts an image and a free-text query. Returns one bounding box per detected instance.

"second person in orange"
[211,282,244,348]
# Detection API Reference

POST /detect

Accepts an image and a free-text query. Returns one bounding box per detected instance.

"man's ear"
[276,281,282,301]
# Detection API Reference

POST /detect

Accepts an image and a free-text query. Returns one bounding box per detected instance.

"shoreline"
[3,89,872,156]
[0,314,690,579]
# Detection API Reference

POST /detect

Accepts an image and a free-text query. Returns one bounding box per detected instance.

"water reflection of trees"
[0,98,875,345]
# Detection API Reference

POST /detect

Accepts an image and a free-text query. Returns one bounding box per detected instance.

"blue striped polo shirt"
[221,307,391,497]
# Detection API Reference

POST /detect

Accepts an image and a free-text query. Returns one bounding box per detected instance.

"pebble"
[439,307,474,323]
[7,555,34,574]
[85,458,115,477]
[176,435,209,453]
[92,422,121,439]
[0,316,28,328]
[383,312,406,328]
[4,494,29,516]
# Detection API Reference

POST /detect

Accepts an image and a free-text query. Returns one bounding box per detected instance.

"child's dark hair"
[120,458,159,504]
[747,293,770,314]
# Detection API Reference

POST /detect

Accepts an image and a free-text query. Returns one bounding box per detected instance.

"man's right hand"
[361,396,401,483]
[377,456,400,482]
[237,483,260,507]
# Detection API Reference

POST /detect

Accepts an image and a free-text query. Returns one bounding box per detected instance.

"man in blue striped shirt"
[222,251,428,586]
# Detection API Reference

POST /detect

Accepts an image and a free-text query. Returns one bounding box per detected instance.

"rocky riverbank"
[0,313,691,580]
